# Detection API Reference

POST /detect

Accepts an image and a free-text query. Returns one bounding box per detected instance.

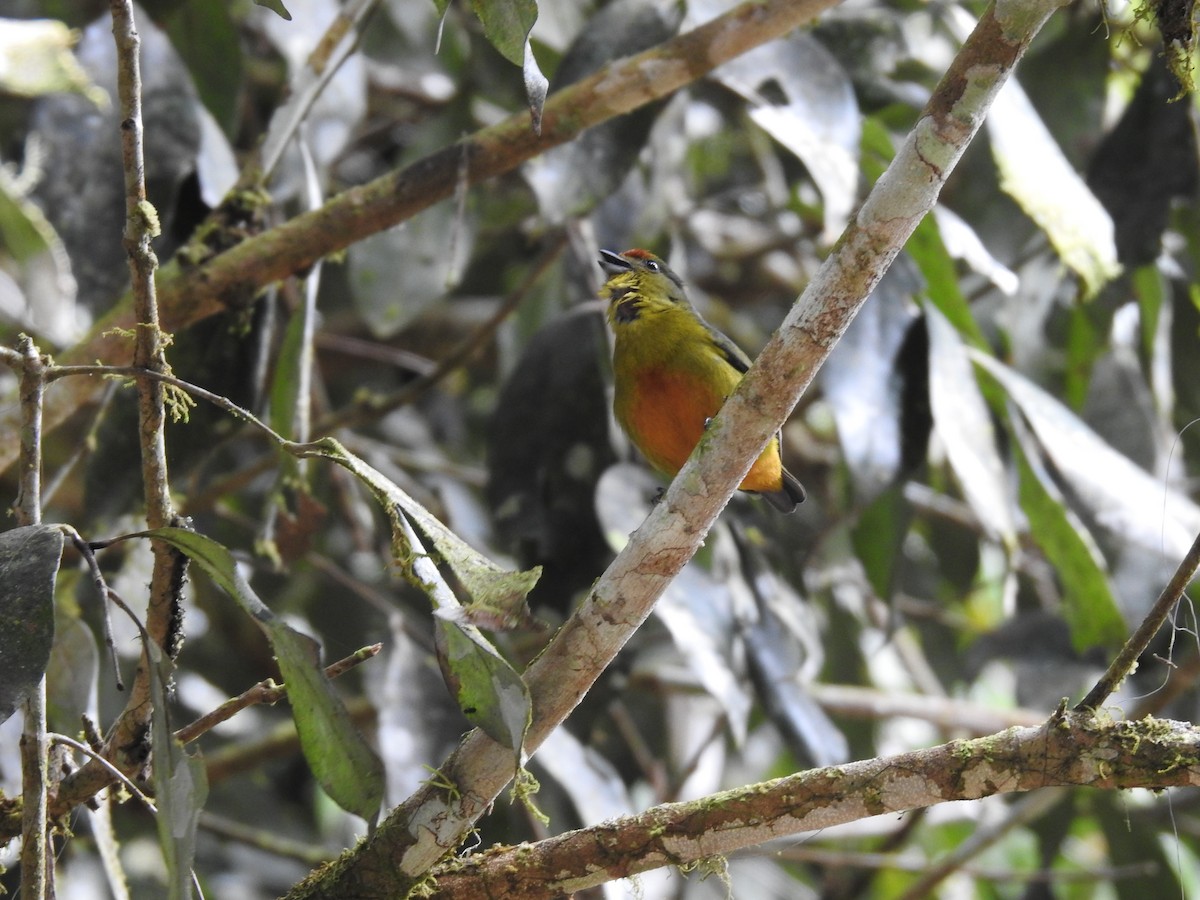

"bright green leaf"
[1132,263,1167,363]
[1013,430,1126,652]
[434,617,531,750]
[469,0,537,66]
[909,213,985,347]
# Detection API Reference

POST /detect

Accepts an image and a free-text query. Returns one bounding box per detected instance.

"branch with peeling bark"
[425,710,1200,899]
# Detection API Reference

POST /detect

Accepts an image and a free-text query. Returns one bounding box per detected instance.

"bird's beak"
[598,249,631,276]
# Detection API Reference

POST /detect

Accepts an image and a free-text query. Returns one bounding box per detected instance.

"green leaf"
[1012,427,1126,652]
[434,617,531,750]
[296,440,536,757]
[851,483,911,600]
[0,524,63,724]
[469,0,537,65]
[253,0,292,21]
[143,527,383,822]
[1063,302,1098,411]
[987,80,1119,297]
[908,214,985,347]
[1132,263,1167,362]
[972,351,1200,560]
[0,174,56,263]
[858,114,894,183]
[925,304,1017,547]
[147,637,205,900]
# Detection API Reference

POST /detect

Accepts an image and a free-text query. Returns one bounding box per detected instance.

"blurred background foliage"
[1,0,1199,896]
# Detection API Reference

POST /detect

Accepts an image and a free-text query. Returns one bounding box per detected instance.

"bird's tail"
[762,468,806,513]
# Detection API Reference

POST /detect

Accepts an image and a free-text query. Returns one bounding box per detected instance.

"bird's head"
[598,249,689,324]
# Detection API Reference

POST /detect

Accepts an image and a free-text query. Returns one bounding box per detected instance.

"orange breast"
[618,366,784,493]
[620,367,714,475]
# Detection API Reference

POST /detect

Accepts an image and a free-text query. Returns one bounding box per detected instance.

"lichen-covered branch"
[426,711,1200,899]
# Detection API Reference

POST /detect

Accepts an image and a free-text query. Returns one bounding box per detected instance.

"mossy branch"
[425,711,1200,899]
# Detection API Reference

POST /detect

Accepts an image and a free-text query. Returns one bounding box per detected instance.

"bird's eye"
[645,260,661,272]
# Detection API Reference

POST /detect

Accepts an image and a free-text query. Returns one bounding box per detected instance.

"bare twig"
[13,334,49,899]
[806,683,1044,734]
[174,644,381,745]
[197,811,331,867]
[49,734,157,813]
[62,526,124,690]
[1077,528,1200,711]
[11,335,45,526]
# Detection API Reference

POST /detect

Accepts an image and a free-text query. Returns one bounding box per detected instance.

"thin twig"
[50,364,285,442]
[11,335,45,526]
[49,734,157,813]
[197,811,331,867]
[88,2,189,835]
[1077,528,1200,711]
[174,644,382,745]
[62,526,124,690]
[14,334,49,900]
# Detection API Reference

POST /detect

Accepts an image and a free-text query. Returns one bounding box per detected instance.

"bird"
[598,248,805,513]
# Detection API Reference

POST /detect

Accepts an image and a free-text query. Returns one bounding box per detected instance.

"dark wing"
[702,320,755,374]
